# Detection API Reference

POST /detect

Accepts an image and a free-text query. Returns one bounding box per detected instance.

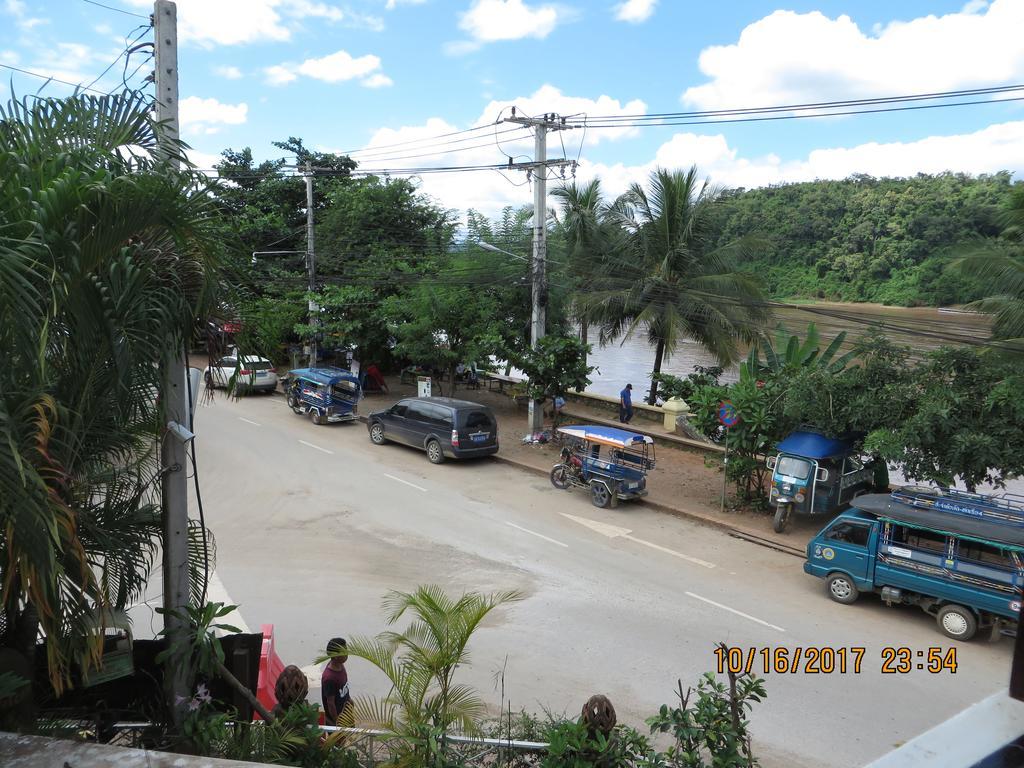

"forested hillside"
[713,172,1017,306]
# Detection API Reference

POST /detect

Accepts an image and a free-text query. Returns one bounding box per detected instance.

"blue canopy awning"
[288,367,361,387]
[557,425,654,448]
[776,430,853,460]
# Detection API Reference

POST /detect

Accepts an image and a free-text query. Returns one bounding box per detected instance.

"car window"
[431,405,453,427]
[250,361,274,371]
[406,402,431,422]
[825,521,871,546]
[776,456,811,478]
[390,402,409,417]
[463,410,493,430]
[220,357,237,367]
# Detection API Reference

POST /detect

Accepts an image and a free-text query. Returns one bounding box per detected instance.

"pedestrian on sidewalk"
[322,637,354,727]
[619,383,634,424]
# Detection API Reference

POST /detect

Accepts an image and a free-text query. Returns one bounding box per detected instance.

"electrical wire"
[346,125,529,162]
[338,121,506,156]
[0,62,108,95]
[81,0,149,19]
[82,23,152,92]
[183,343,210,606]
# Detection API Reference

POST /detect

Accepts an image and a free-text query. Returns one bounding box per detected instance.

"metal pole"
[305,163,318,367]
[154,0,191,728]
[528,122,547,433]
[720,428,729,514]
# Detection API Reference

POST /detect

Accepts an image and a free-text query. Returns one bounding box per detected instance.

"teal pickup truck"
[804,488,1024,641]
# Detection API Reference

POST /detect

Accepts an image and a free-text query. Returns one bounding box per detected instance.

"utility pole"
[503,111,575,432]
[154,0,191,728]
[304,162,318,367]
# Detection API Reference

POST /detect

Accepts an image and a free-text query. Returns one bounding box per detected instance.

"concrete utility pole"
[304,162,318,367]
[502,111,575,432]
[154,0,191,728]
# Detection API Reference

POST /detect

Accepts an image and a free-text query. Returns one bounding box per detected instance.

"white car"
[204,355,279,394]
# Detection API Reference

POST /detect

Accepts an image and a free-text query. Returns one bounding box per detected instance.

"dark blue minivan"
[367,397,498,464]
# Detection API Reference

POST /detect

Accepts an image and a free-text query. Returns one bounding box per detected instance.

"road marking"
[238,417,262,426]
[207,571,253,635]
[685,591,786,633]
[505,521,569,548]
[561,513,714,568]
[299,439,334,455]
[383,473,427,492]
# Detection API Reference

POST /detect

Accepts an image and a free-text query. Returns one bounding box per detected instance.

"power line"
[0,62,108,95]
[345,125,529,162]
[340,122,504,156]
[81,0,149,19]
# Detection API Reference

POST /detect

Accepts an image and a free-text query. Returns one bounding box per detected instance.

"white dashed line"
[383,473,427,492]
[505,521,569,548]
[685,591,786,632]
[299,439,334,455]
[238,417,262,426]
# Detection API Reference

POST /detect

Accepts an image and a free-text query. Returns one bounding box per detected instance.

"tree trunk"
[215,658,275,722]
[648,338,666,405]
[449,364,457,398]
[580,320,589,354]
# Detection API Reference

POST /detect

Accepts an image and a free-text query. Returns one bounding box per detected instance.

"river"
[582,302,992,399]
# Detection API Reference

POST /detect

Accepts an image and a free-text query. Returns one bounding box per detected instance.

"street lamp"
[479,241,545,432]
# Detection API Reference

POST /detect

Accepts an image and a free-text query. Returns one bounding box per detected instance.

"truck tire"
[937,604,977,641]
[590,481,611,508]
[826,573,859,605]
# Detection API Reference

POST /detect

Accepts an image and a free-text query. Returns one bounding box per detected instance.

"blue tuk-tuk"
[285,367,361,425]
[766,429,877,533]
[550,425,656,508]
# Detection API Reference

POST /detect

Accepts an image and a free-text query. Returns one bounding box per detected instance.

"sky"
[2,0,1024,221]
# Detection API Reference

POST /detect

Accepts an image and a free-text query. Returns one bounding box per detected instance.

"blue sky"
[3,0,1023,218]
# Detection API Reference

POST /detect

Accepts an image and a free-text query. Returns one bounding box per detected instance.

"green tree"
[339,586,522,760]
[584,167,770,404]
[0,91,219,697]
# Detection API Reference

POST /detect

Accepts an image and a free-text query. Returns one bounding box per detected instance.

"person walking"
[619,383,634,424]
[321,637,354,727]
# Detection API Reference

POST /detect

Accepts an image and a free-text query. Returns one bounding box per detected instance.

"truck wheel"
[550,465,570,490]
[311,409,324,425]
[287,394,302,414]
[591,482,611,508]
[937,605,977,641]
[426,439,445,464]
[826,573,859,604]
[772,503,792,533]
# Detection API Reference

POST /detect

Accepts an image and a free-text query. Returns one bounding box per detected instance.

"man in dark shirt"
[321,637,352,726]
[619,383,634,424]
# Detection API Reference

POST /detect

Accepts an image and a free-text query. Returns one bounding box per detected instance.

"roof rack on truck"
[890,487,1024,527]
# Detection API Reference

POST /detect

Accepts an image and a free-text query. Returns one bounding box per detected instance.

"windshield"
[776,455,812,479]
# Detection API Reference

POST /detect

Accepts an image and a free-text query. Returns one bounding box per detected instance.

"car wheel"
[550,464,570,489]
[826,573,859,605]
[937,604,977,641]
[370,424,386,445]
[591,482,611,508]
[426,439,445,464]
[311,409,324,425]
[287,394,302,414]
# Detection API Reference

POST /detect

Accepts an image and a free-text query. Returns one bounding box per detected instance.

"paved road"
[130,392,1011,768]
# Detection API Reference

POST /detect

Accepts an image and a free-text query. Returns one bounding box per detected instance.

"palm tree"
[0,90,220,699]
[582,167,770,404]
[551,179,621,354]
[954,185,1024,346]
[339,585,522,752]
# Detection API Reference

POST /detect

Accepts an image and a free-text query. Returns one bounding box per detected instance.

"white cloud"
[362,73,394,88]
[615,0,656,24]
[4,0,47,28]
[582,121,1024,202]
[179,96,248,135]
[185,148,225,174]
[266,49,388,85]
[458,0,561,42]
[684,0,1024,109]
[385,0,427,8]
[126,0,346,47]
[215,65,243,79]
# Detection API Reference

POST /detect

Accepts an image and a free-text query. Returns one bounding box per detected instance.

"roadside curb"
[491,454,805,559]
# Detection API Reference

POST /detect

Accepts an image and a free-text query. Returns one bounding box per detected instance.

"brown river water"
[582,302,992,399]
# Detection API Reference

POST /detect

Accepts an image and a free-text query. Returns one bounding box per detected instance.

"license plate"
[471,432,489,443]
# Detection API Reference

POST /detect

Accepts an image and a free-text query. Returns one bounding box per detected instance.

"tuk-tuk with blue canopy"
[286,367,361,425]
[766,429,877,533]
[550,425,655,508]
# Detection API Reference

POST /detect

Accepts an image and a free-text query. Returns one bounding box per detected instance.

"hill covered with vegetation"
[713,172,1017,306]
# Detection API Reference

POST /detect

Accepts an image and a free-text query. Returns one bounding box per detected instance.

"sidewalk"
[359,377,817,558]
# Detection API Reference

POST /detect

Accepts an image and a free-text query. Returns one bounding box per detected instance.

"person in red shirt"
[321,637,353,726]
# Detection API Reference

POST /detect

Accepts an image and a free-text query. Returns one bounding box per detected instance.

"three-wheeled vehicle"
[285,367,361,425]
[766,429,877,533]
[550,425,655,508]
